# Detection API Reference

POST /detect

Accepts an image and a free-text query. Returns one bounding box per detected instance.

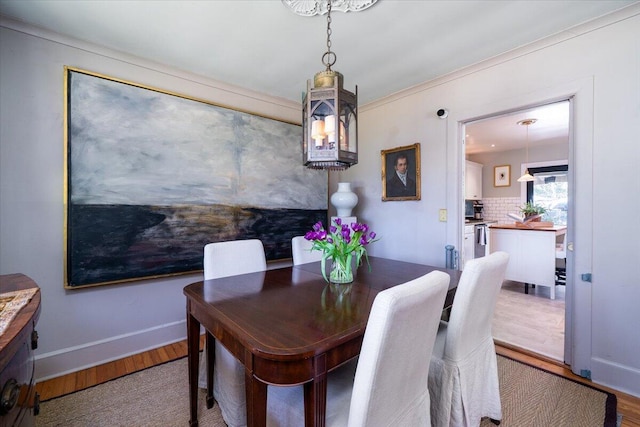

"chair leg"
[490,418,501,425]
[555,266,566,286]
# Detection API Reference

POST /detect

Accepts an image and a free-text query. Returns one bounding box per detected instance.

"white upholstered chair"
[428,251,509,427]
[198,239,267,427]
[291,235,323,265]
[267,270,450,427]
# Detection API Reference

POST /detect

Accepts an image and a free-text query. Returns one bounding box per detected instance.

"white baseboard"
[591,357,640,398]
[34,320,187,382]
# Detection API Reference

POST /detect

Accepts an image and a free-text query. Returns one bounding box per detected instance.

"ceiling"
[1,1,635,105]
[0,1,635,154]
[465,101,570,155]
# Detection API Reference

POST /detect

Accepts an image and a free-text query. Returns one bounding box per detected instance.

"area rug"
[36,355,616,427]
[480,356,617,427]
[36,357,225,427]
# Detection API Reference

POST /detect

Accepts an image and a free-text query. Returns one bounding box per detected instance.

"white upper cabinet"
[465,160,483,200]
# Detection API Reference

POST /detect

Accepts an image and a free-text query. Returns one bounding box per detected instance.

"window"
[526,165,568,226]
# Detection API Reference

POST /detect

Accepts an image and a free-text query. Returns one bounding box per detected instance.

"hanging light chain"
[322,0,337,71]
[516,118,537,180]
[525,121,529,162]
[326,1,332,54]
[518,118,537,164]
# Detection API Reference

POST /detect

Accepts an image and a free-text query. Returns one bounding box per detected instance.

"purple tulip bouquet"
[304,218,378,284]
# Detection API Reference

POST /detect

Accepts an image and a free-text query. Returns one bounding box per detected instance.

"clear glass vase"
[330,258,354,284]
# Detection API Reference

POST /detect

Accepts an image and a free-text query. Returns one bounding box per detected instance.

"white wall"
[469,143,568,198]
[335,7,640,397]
[0,19,300,380]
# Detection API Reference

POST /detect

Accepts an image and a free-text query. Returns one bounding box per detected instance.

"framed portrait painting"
[381,143,421,201]
[494,165,511,187]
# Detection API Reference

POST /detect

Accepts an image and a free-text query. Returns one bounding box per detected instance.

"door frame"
[448,76,595,375]
[461,104,571,363]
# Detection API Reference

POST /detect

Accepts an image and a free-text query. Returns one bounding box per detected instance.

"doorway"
[462,100,571,363]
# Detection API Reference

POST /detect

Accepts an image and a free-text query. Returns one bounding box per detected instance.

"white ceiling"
[0,1,635,153]
[1,0,635,104]
[465,101,570,155]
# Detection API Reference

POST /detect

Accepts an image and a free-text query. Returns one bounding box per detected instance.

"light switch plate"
[439,209,447,222]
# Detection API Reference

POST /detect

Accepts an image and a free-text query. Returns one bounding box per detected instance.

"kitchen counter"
[464,219,497,225]
[489,223,565,232]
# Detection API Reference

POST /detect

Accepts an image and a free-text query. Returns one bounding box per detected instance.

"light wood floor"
[493,280,566,361]
[35,335,640,426]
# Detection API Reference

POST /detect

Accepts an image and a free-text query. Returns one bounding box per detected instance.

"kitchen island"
[488,224,566,299]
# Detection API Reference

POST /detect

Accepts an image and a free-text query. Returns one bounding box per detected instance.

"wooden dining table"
[183,256,461,427]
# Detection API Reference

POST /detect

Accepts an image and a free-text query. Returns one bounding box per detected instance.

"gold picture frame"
[63,67,327,289]
[494,165,511,187]
[381,143,421,201]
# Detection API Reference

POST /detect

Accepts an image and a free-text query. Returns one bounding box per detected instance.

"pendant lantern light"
[301,0,358,170]
[517,118,537,182]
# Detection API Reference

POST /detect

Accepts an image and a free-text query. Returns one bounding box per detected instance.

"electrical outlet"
[439,209,447,222]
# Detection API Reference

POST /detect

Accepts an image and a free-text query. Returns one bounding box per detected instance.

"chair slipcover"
[198,239,267,427]
[291,235,324,265]
[267,270,450,427]
[428,251,509,427]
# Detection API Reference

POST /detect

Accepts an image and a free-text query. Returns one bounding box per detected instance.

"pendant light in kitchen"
[517,118,537,182]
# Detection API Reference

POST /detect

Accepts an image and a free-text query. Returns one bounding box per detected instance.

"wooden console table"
[0,274,41,427]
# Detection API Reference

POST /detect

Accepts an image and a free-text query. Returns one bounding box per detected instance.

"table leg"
[245,366,267,427]
[303,354,327,427]
[206,331,215,409]
[187,308,200,427]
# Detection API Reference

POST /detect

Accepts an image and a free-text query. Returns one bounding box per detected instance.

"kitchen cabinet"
[488,224,566,299]
[462,224,475,269]
[465,160,483,200]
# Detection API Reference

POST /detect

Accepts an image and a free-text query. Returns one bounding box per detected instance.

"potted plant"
[520,202,546,221]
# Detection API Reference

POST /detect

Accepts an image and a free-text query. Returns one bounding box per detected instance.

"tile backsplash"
[482,197,522,224]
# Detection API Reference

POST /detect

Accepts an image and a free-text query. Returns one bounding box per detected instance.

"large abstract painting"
[64,67,327,288]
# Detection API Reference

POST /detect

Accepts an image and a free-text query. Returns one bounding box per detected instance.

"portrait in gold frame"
[381,143,421,201]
